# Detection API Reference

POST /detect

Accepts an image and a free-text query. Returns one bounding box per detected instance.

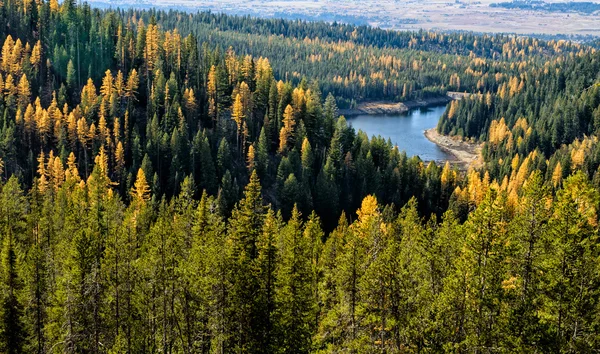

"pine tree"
[545,172,600,351]
[254,208,281,353]
[304,211,324,330]
[462,189,511,350]
[226,170,266,352]
[505,171,551,349]
[139,202,185,353]
[280,173,300,219]
[323,93,338,142]
[385,199,431,350]
[301,137,314,183]
[314,212,348,349]
[1,232,25,354]
[0,178,27,352]
[197,133,217,194]
[275,206,315,353]
[426,210,465,349]
[186,191,228,352]
[218,170,239,217]
[216,138,232,179]
[257,127,269,180]
[349,195,383,350]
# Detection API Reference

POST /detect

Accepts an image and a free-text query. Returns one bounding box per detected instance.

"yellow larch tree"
[23,103,34,135]
[447,100,459,120]
[49,0,59,13]
[37,110,51,144]
[17,74,31,108]
[1,35,14,72]
[98,115,110,148]
[77,117,89,149]
[225,47,240,85]
[231,93,245,149]
[66,111,77,148]
[30,41,42,73]
[144,23,160,74]
[183,88,197,113]
[100,69,115,98]
[238,81,252,118]
[125,68,139,101]
[4,74,16,108]
[10,38,23,74]
[15,107,22,126]
[247,144,256,173]
[81,78,98,117]
[65,152,81,184]
[88,122,97,146]
[355,194,380,228]
[115,141,125,177]
[48,92,61,124]
[51,156,65,191]
[115,70,125,97]
[278,104,296,154]
[94,146,112,184]
[207,65,218,122]
[241,54,254,83]
[441,161,456,190]
[552,162,563,189]
[113,117,121,143]
[132,168,151,203]
[37,151,49,194]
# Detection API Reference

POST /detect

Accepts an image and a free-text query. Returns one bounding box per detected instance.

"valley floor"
[89,0,600,36]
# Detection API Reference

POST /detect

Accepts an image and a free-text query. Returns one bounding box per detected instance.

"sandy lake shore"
[424,128,482,170]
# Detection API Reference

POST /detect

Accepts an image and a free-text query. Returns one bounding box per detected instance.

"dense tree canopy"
[1,0,600,353]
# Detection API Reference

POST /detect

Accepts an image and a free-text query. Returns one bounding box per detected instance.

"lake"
[346,105,450,162]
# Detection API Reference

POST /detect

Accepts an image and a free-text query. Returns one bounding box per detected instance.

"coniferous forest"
[1,0,600,353]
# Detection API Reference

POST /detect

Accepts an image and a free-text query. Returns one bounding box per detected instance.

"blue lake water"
[346,105,450,162]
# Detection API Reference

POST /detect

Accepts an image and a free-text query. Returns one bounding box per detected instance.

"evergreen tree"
[1,232,25,354]
[275,206,315,353]
[254,208,281,353]
[226,170,266,352]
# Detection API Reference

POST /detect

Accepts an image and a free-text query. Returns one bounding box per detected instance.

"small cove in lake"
[346,105,451,162]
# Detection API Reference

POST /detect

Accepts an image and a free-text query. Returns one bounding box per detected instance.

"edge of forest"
[340,95,452,116]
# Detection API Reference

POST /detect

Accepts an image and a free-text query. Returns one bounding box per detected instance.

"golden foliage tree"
[232,93,245,149]
[16,74,30,108]
[132,168,151,203]
[278,104,296,154]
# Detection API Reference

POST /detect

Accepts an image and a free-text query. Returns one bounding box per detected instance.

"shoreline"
[424,128,482,170]
[338,94,480,170]
[339,95,451,116]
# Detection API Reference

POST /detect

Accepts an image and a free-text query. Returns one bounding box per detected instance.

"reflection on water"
[346,105,450,162]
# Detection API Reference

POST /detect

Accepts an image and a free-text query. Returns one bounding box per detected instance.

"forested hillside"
[1,0,600,353]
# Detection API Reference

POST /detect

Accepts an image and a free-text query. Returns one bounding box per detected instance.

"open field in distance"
[89,0,600,36]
